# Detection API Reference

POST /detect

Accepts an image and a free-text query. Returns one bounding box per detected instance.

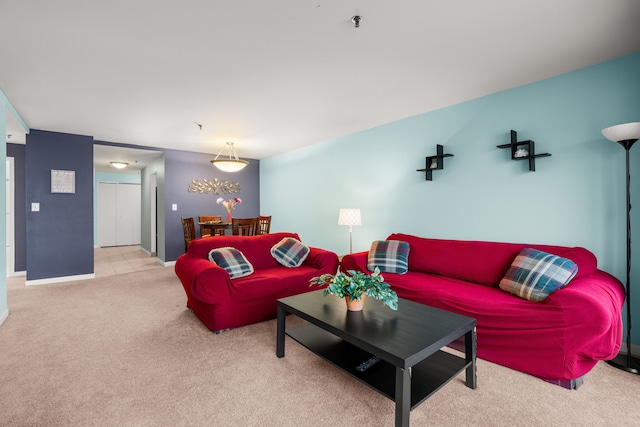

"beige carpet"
[1,267,639,427]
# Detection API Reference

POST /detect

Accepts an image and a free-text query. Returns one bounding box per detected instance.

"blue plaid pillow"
[367,240,410,274]
[499,248,578,301]
[271,237,310,267]
[208,247,254,278]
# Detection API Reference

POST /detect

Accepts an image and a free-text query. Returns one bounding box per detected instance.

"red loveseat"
[340,233,625,388]
[175,232,339,332]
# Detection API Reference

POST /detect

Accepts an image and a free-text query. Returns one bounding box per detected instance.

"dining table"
[198,221,231,237]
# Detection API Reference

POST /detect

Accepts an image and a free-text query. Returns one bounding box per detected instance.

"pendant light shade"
[211,142,249,172]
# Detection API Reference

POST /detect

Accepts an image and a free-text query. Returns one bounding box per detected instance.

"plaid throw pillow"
[499,248,578,301]
[208,247,254,279]
[271,237,310,267]
[367,240,410,274]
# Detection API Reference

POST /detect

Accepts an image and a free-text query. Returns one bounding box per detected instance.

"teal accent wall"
[93,171,142,247]
[261,52,640,345]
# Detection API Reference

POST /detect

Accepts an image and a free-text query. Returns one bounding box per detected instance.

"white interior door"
[6,157,14,276]
[98,182,141,247]
[116,183,141,245]
[150,173,157,254]
[98,182,117,247]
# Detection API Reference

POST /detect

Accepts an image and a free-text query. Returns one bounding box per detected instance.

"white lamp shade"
[338,208,361,226]
[211,141,249,172]
[211,159,249,172]
[602,122,640,142]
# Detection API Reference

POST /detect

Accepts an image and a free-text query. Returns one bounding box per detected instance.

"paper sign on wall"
[51,169,76,194]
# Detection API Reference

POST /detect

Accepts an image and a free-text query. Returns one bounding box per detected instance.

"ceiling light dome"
[211,142,249,172]
[110,162,129,169]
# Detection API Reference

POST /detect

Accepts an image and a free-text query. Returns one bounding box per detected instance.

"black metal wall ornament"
[497,130,551,172]
[416,144,454,181]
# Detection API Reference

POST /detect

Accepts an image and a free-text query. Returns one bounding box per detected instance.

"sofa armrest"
[175,257,234,305]
[340,251,369,273]
[546,269,625,359]
[304,247,339,272]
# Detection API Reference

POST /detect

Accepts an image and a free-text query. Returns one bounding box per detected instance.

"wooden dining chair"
[181,217,196,252]
[231,217,258,236]
[256,215,271,235]
[199,215,223,237]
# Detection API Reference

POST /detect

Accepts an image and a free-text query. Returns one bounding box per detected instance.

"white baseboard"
[0,308,8,327]
[140,247,155,256]
[26,273,96,286]
[7,270,26,277]
[158,259,175,267]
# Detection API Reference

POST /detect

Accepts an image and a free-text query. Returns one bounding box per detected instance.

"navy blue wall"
[163,149,260,261]
[6,143,26,272]
[26,130,94,281]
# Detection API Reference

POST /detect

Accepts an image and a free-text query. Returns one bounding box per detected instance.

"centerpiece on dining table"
[217,197,242,223]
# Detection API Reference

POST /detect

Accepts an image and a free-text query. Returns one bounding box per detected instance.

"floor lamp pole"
[348,225,353,254]
[606,140,640,374]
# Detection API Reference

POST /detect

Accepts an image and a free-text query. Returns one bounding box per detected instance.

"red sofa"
[340,233,625,388]
[175,232,339,332]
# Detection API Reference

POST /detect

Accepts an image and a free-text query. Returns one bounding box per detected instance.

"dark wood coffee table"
[276,290,476,427]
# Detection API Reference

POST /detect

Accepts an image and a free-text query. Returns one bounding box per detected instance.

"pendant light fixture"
[210,142,249,173]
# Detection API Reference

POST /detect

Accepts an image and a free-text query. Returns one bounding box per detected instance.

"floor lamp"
[602,122,640,374]
[338,208,361,254]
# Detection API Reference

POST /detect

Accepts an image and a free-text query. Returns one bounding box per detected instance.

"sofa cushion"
[271,237,310,267]
[367,240,410,274]
[208,247,254,278]
[499,248,578,301]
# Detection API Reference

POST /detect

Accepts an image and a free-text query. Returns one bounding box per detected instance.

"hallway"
[94,245,163,278]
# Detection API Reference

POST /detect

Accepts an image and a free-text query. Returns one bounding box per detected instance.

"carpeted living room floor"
[1,257,639,426]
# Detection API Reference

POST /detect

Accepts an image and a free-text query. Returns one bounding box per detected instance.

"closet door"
[98,182,117,247]
[115,183,141,245]
[98,182,141,247]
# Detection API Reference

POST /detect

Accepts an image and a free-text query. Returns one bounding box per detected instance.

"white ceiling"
[93,144,163,173]
[2,1,639,161]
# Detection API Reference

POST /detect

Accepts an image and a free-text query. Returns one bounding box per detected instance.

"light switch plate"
[31,202,40,212]
[172,204,177,211]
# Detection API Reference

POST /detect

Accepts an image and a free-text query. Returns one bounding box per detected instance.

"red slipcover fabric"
[175,232,339,331]
[340,234,624,383]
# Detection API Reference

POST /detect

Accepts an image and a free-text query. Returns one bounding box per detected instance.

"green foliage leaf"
[309,267,398,310]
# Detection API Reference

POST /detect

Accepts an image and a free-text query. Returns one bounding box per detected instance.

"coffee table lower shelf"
[287,322,470,409]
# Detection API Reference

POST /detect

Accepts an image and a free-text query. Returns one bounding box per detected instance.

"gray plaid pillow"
[208,247,254,278]
[499,248,578,301]
[367,240,410,274]
[271,237,310,267]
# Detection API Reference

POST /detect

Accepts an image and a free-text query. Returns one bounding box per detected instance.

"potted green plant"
[310,267,398,311]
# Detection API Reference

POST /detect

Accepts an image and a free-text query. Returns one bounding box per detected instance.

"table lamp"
[338,208,361,254]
